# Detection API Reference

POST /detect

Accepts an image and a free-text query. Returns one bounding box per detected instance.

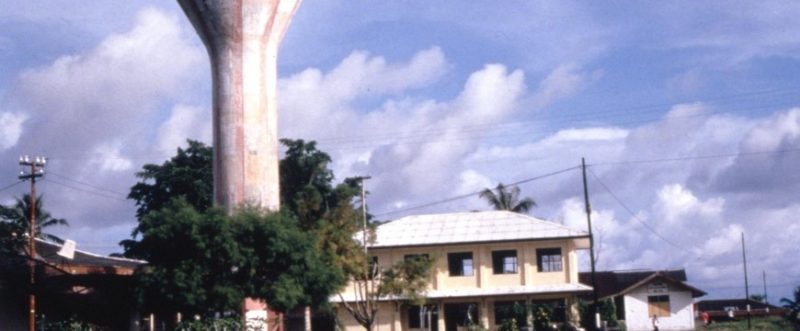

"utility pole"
[741,232,751,329]
[355,176,372,257]
[762,270,768,305]
[18,155,46,331]
[357,176,373,325]
[582,158,599,331]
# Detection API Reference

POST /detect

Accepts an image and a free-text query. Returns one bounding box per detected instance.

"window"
[494,301,526,327]
[536,248,562,272]
[448,252,474,276]
[492,250,517,274]
[648,295,670,317]
[408,305,436,329]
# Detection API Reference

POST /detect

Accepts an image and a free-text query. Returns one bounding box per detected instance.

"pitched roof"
[579,269,705,299]
[35,239,146,275]
[370,211,590,248]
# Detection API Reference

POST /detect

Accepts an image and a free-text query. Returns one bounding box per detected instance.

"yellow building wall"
[335,238,584,331]
[338,239,580,298]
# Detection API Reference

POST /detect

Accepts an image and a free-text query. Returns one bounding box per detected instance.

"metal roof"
[36,239,146,274]
[369,211,590,248]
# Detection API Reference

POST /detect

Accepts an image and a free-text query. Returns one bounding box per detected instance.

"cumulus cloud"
[0,6,206,238]
[694,223,744,259]
[530,64,603,109]
[0,112,26,149]
[155,104,211,157]
[712,108,800,201]
[12,7,204,156]
[654,184,724,225]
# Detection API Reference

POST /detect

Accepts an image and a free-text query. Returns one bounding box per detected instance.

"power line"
[46,171,129,196]
[43,178,128,202]
[587,167,694,254]
[0,180,24,193]
[591,147,800,167]
[373,165,580,218]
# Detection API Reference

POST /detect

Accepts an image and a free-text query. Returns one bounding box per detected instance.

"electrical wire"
[46,171,129,197]
[373,165,580,218]
[591,147,800,167]
[0,180,24,193]
[43,178,128,202]
[587,167,695,255]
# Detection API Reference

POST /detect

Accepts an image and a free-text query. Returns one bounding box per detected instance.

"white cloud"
[90,142,132,172]
[12,7,204,157]
[694,223,744,259]
[531,64,602,109]
[655,184,724,225]
[0,112,26,149]
[155,104,211,157]
[0,6,206,232]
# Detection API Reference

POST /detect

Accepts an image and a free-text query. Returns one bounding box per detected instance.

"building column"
[480,299,490,329]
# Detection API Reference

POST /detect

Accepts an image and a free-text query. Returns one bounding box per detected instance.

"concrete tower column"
[177,0,301,212]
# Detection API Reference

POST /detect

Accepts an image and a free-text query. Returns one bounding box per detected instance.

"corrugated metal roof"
[369,211,589,248]
[36,239,146,270]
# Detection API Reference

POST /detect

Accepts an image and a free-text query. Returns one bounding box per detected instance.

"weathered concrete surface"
[177,0,301,212]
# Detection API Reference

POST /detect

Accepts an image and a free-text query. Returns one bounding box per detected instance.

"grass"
[699,316,795,331]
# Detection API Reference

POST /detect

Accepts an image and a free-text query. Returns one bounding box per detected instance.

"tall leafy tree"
[128,139,213,218]
[123,139,365,319]
[479,183,536,214]
[132,199,344,319]
[0,194,69,245]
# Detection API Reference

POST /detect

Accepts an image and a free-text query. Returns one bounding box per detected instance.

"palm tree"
[479,183,536,214]
[0,194,69,244]
[781,286,800,322]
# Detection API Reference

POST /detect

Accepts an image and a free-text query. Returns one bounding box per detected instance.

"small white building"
[579,270,705,331]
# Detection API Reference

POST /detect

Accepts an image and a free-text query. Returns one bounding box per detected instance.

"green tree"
[0,194,69,245]
[123,139,435,329]
[123,139,366,319]
[128,139,213,219]
[479,183,536,214]
[132,199,345,320]
[782,286,800,323]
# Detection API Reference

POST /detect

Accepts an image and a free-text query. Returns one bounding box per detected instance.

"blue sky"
[1,1,799,302]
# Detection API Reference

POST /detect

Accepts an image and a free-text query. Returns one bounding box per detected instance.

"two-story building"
[332,210,592,331]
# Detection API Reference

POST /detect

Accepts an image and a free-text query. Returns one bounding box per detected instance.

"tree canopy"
[124,139,363,318]
[132,199,345,316]
[124,139,433,326]
[128,139,213,219]
[479,183,536,214]
[0,194,69,246]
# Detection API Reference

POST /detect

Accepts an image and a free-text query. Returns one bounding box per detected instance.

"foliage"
[128,139,213,220]
[175,317,265,331]
[131,199,345,318]
[39,316,110,331]
[705,316,793,331]
[0,194,69,244]
[498,318,519,331]
[232,206,345,312]
[532,305,553,331]
[479,183,536,214]
[749,294,766,303]
[132,199,244,316]
[598,298,618,327]
[781,286,800,323]
[123,138,428,330]
[378,255,435,305]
